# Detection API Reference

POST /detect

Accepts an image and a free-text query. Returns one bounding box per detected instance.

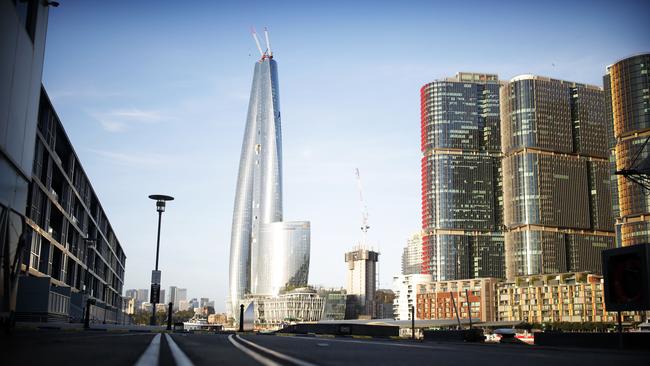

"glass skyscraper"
[420,72,505,281]
[228,44,310,319]
[605,53,650,247]
[501,75,615,280]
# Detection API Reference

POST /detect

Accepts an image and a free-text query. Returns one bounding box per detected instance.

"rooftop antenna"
[263,26,272,58]
[355,168,370,248]
[251,27,264,59]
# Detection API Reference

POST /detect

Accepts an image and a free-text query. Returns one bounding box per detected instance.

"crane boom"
[251,28,264,58]
[264,27,272,57]
[355,168,370,247]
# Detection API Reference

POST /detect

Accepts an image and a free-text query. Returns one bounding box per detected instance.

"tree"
[172,310,195,323]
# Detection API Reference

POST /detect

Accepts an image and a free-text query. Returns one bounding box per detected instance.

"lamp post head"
[149,194,174,213]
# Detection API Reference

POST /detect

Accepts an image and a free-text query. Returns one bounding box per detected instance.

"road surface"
[2,330,648,365]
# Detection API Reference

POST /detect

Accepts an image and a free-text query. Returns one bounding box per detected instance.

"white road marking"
[165,334,195,366]
[133,333,161,366]
[236,335,320,366]
[228,334,281,366]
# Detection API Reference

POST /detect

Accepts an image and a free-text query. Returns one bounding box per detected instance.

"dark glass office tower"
[420,72,505,281]
[501,75,615,280]
[605,53,650,247]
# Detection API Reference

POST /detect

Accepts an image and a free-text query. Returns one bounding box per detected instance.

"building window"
[13,0,39,42]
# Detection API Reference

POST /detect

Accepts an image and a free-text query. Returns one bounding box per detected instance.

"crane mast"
[355,168,370,248]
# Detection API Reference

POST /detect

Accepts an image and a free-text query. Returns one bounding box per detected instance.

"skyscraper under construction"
[228,30,310,319]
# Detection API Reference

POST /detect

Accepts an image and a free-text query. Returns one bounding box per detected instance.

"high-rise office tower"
[604,54,650,247]
[168,286,187,310]
[137,289,149,304]
[345,247,379,316]
[501,75,615,280]
[401,232,423,275]
[420,72,505,281]
[168,286,178,309]
[178,288,187,303]
[228,31,310,318]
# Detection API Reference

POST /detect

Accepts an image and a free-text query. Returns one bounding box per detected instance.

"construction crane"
[355,168,370,248]
[251,26,273,60]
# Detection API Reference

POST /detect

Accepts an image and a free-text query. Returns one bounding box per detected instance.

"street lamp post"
[148,194,174,326]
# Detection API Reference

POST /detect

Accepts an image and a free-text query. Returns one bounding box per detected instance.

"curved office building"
[228,44,310,319]
[501,75,614,279]
[605,54,650,247]
[252,221,310,296]
[420,72,504,281]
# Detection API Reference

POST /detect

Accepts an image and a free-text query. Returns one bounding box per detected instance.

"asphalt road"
[2,331,649,366]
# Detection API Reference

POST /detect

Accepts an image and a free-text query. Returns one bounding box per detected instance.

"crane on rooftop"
[355,168,370,248]
[251,26,273,60]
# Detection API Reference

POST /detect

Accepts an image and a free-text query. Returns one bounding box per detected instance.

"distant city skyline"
[40,0,650,311]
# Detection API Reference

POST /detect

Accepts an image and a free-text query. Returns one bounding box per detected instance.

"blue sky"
[42,0,650,311]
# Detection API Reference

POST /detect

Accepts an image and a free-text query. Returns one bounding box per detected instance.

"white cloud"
[109,108,165,122]
[91,107,167,133]
[88,148,176,167]
[100,120,127,132]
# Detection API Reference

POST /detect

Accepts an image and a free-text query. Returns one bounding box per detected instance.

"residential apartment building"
[401,232,422,275]
[16,87,127,323]
[496,272,640,323]
[1,0,51,327]
[501,75,615,280]
[604,53,650,247]
[416,277,499,322]
[420,72,505,281]
[392,274,432,320]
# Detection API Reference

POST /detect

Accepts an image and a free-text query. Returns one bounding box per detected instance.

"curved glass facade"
[607,53,650,247]
[501,77,573,155]
[502,153,592,229]
[505,230,613,278]
[610,54,650,139]
[228,55,311,319]
[422,154,497,231]
[420,73,504,280]
[616,137,650,218]
[252,221,310,296]
[501,75,614,279]
[229,58,283,316]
